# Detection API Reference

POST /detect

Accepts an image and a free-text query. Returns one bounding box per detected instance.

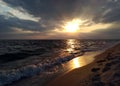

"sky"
[0,0,120,39]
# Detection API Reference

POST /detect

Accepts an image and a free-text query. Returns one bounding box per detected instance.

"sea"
[0,39,119,86]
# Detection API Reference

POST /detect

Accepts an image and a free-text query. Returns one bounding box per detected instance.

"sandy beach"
[48,43,120,86]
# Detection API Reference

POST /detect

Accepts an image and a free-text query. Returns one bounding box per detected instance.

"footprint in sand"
[97,60,106,63]
[102,66,111,73]
[106,56,118,61]
[91,74,105,86]
[96,60,106,66]
[91,68,100,73]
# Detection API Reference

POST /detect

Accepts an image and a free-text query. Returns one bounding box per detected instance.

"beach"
[0,40,119,86]
[48,43,120,86]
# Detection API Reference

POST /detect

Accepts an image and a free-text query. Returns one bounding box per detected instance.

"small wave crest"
[0,54,76,86]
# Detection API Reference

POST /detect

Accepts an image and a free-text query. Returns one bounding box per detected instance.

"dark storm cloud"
[95,28,120,35]
[0,15,46,33]
[4,0,120,23]
[3,0,93,20]
[93,0,120,23]
[76,27,120,39]
[102,7,120,23]
[0,0,120,39]
[1,0,91,34]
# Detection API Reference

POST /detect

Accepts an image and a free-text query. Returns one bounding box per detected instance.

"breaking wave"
[0,54,77,86]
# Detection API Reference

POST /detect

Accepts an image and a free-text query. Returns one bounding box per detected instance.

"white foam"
[0,54,76,86]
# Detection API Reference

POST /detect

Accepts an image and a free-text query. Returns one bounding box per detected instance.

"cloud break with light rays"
[0,0,120,39]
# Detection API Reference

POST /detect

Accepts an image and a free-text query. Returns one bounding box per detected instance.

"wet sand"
[48,43,120,86]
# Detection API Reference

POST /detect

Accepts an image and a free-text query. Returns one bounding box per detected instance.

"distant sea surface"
[0,39,119,86]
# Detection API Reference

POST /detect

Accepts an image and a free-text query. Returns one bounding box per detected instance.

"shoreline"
[2,42,119,86]
[7,50,104,86]
[48,43,120,86]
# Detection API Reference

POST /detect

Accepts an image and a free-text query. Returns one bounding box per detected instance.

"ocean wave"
[0,40,118,86]
[0,54,77,86]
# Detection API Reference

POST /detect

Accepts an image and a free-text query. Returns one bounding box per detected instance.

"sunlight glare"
[73,58,80,68]
[63,19,81,33]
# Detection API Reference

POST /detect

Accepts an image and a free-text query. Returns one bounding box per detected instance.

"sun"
[63,19,81,33]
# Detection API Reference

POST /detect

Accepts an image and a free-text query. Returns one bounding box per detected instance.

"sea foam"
[0,54,75,86]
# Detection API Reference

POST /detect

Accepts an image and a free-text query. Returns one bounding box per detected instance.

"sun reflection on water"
[66,39,81,69]
[73,58,80,68]
[65,52,100,70]
[66,39,76,54]
[64,39,100,70]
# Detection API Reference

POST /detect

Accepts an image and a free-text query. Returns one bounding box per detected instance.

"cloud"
[102,8,120,23]
[11,28,40,34]
[0,0,41,22]
[3,0,98,20]
[4,0,120,24]
[0,15,45,33]
[84,27,120,39]
[0,0,120,39]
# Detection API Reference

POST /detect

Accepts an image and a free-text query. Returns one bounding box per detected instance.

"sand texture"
[48,43,120,86]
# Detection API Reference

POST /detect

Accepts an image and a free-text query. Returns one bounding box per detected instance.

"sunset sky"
[0,0,120,39]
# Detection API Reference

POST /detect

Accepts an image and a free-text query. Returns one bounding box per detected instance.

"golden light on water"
[66,39,75,53]
[68,52,100,70]
[73,58,80,68]
[63,19,81,33]
[64,39,101,70]
[66,39,81,68]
